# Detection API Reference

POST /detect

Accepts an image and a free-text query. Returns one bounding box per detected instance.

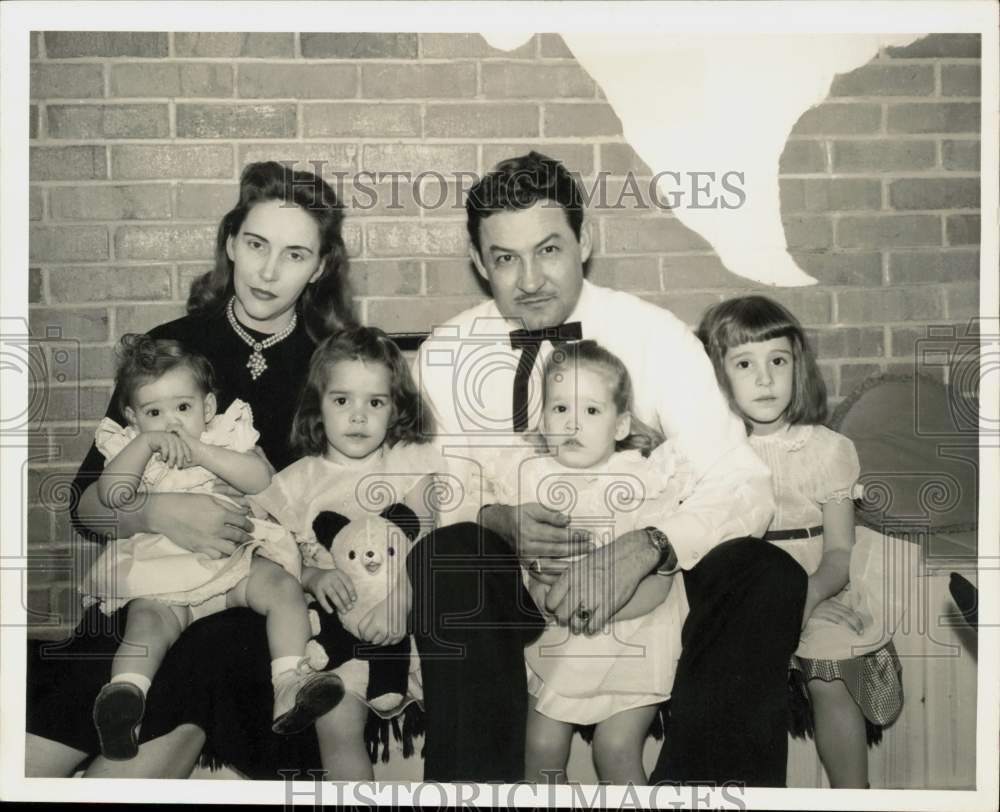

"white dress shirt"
[414,279,775,570]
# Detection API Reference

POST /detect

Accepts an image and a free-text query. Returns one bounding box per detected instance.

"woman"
[26,160,355,778]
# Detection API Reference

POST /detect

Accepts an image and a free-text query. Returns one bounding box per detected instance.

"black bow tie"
[508,321,583,432]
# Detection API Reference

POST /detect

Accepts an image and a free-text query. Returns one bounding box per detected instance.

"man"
[413,152,807,786]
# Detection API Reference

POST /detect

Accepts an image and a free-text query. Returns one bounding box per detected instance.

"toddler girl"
[249,326,442,779]
[484,340,691,785]
[698,295,903,788]
[82,334,343,760]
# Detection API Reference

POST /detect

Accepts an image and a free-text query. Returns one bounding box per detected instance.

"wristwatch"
[644,526,679,575]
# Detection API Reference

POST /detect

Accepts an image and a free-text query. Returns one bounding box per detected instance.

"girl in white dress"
[698,295,903,788]
[484,340,691,785]
[249,326,442,780]
[82,334,343,760]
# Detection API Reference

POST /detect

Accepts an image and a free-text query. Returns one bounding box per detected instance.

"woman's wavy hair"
[187,161,356,342]
[539,339,664,457]
[290,326,434,457]
[113,333,216,415]
[697,295,827,431]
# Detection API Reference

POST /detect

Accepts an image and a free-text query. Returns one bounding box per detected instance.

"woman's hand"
[145,431,192,469]
[306,569,357,614]
[480,503,595,583]
[147,493,253,558]
[806,595,866,635]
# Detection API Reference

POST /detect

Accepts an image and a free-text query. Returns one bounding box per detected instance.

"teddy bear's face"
[330,516,407,583]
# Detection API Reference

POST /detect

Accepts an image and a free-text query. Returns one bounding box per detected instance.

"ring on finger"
[574,602,592,622]
[529,559,541,573]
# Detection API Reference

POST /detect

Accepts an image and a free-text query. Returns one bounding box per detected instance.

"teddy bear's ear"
[379,503,421,542]
[312,510,351,550]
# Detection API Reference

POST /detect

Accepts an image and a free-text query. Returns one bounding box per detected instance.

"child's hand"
[309,569,357,614]
[145,431,192,469]
[357,591,409,647]
[171,427,206,466]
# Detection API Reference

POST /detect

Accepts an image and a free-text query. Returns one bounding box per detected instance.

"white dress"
[485,441,693,725]
[80,400,300,616]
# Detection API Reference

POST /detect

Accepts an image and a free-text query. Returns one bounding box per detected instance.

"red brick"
[942,139,980,171]
[343,179,423,218]
[644,292,722,326]
[29,307,109,342]
[49,266,172,302]
[831,64,934,97]
[792,252,883,286]
[425,259,488,296]
[778,140,826,173]
[29,188,43,221]
[176,103,297,139]
[174,182,239,219]
[482,143,593,175]
[888,250,979,285]
[941,65,980,97]
[885,34,981,59]
[303,103,420,138]
[602,216,710,253]
[30,64,104,98]
[544,103,622,137]
[945,285,978,320]
[51,345,117,381]
[361,143,476,175]
[302,33,418,59]
[887,103,980,134]
[837,288,944,322]
[362,63,476,99]
[30,226,109,262]
[420,33,536,59]
[596,177,662,212]
[411,179,467,218]
[114,225,215,261]
[47,104,169,139]
[237,144,357,176]
[49,185,172,221]
[27,466,79,506]
[49,427,101,464]
[839,363,882,396]
[237,64,356,99]
[806,327,885,358]
[174,32,294,58]
[342,222,363,258]
[889,325,930,358]
[366,221,468,258]
[29,268,44,303]
[783,216,833,250]
[367,296,483,333]
[425,103,539,138]
[115,304,187,337]
[760,289,833,324]
[177,264,213,300]
[31,146,107,181]
[482,63,594,98]
[30,104,39,139]
[348,259,422,296]
[44,32,167,58]
[836,215,941,249]
[791,103,881,135]
[28,385,112,425]
[661,255,741,289]
[586,256,661,292]
[780,179,881,212]
[946,215,979,246]
[539,34,573,58]
[112,145,233,180]
[831,140,936,173]
[111,63,233,98]
[599,143,651,176]
[889,178,979,211]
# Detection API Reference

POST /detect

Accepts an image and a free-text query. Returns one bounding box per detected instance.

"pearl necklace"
[226,297,297,381]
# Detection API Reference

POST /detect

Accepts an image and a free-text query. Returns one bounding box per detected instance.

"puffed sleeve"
[817,430,862,504]
[248,459,309,535]
[203,398,260,453]
[94,418,134,463]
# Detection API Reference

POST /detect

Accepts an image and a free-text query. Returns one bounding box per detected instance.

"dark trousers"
[407,522,546,782]
[650,536,807,788]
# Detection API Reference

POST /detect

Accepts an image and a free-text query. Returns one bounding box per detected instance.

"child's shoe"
[93,682,146,760]
[271,660,345,735]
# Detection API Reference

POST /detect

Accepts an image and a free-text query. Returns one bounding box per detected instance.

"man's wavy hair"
[290,326,433,458]
[539,339,664,457]
[113,333,216,415]
[697,295,827,431]
[466,151,585,255]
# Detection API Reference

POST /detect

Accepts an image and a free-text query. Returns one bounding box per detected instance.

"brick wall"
[24,32,981,633]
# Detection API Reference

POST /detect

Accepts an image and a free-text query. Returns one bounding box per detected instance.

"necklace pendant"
[247,349,267,380]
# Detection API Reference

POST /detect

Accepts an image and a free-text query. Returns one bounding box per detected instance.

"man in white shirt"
[411,152,807,786]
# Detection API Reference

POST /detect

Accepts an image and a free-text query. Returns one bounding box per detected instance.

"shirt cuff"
[656,512,714,572]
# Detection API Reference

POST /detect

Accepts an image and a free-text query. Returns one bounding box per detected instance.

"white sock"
[111,672,151,697]
[271,656,302,682]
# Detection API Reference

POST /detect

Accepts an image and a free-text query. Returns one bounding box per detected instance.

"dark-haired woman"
[26,161,355,778]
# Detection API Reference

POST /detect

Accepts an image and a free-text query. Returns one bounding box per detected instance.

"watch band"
[644,526,679,575]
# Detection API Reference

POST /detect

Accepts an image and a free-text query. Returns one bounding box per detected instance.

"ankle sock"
[110,672,151,697]
[271,656,302,683]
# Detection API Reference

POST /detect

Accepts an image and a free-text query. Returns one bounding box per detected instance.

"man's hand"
[545,529,659,635]
[306,569,357,614]
[481,503,595,582]
[147,493,253,558]
[357,584,410,647]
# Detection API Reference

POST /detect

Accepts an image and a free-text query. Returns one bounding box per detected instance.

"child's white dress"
[81,400,300,618]
[485,442,692,725]
[750,423,903,728]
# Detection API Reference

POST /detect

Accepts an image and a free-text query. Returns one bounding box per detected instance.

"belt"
[763,525,823,542]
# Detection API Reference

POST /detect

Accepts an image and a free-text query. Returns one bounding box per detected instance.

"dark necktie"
[508,321,583,432]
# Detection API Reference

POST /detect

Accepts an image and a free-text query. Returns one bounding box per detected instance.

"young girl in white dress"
[82,334,344,760]
[698,295,904,788]
[483,340,691,785]
[249,326,442,780]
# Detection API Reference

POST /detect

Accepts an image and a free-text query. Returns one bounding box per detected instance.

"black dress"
[26,305,327,777]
